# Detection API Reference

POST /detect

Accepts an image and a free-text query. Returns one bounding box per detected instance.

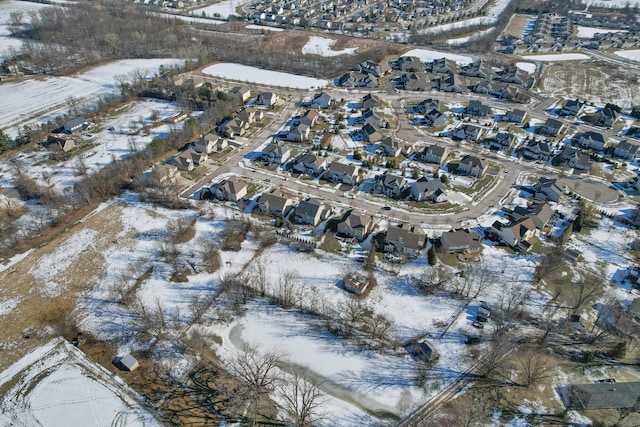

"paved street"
[177,78,623,228]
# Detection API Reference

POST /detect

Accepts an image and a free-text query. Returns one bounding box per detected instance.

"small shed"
[415,341,438,363]
[113,353,139,371]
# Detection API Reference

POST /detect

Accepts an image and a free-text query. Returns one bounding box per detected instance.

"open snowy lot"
[202,63,328,89]
[4,99,183,192]
[577,26,626,38]
[0,58,184,133]
[191,0,251,19]
[0,0,55,60]
[516,62,536,73]
[522,53,590,61]
[0,338,159,427]
[302,36,357,57]
[402,48,473,65]
[614,49,640,62]
[579,0,640,7]
[417,0,513,36]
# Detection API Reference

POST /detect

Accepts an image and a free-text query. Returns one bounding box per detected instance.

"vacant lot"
[503,13,535,38]
[537,61,640,107]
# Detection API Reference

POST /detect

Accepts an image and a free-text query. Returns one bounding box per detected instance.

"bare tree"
[277,367,324,427]
[568,271,603,316]
[199,238,221,274]
[229,343,285,425]
[493,283,529,337]
[416,263,454,294]
[533,242,565,283]
[512,349,553,387]
[276,269,299,308]
[247,257,270,297]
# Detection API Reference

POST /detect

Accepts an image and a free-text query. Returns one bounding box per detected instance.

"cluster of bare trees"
[415,262,495,300]
[228,344,324,426]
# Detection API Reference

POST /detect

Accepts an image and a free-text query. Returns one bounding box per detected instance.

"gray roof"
[328,162,358,176]
[341,210,371,230]
[568,382,640,410]
[295,198,324,218]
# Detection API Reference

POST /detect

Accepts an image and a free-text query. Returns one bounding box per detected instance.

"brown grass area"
[503,14,534,37]
[537,61,640,106]
[0,203,137,372]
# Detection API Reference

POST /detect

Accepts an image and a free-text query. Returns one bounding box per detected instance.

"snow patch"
[302,36,357,57]
[202,63,328,89]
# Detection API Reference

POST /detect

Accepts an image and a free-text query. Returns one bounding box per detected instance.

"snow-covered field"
[521,53,590,61]
[576,26,626,38]
[580,0,640,7]
[515,62,536,73]
[302,36,357,57]
[0,0,55,60]
[202,63,328,89]
[245,24,283,31]
[446,28,494,45]
[0,338,159,427]
[191,0,251,19]
[416,0,512,36]
[402,48,473,65]
[0,58,184,133]
[614,49,640,62]
[4,99,182,192]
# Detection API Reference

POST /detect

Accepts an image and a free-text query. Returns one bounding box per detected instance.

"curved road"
[179,80,622,227]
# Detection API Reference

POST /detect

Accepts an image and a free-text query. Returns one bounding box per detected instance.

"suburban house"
[293,198,331,226]
[256,92,279,107]
[576,131,606,151]
[287,123,310,142]
[373,173,408,198]
[506,109,527,124]
[237,106,264,124]
[614,140,640,160]
[353,60,390,77]
[491,217,537,251]
[457,155,487,178]
[422,107,448,127]
[218,117,248,138]
[337,210,375,241]
[495,66,531,86]
[431,57,457,74]
[538,118,565,137]
[212,178,247,202]
[231,86,251,102]
[559,99,585,117]
[396,56,425,72]
[439,229,481,254]
[44,135,76,152]
[504,203,554,229]
[384,223,426,256]
[417,144,449,165]
[460,60,491,79]
[361,108,384,127]
[590,107,618,128]
[149,163,179,187]
[410,177,447,203]
[261,142,291,164]
[451,124,482,141]
[567,382,640,411]
[310,92,334,109]
[523,140,552,161]
[435,73,465,93]
[195,133,227,154]
[337,71,378,88]
[292,153,328,176]
[326,162,359,185]
[169,147,207,171]
[377,137,404,157]
[299,110,319,128]
[257,189,294,217]
[414,98,440,114]
[466,100,492,117]
[362,93,381,109]
[400,72,430,91]
[533,177,564,202]
[361,123,384,143]
[343,272,371,295]
[63,116,88,134]
[554,146,591,171]
[490,132,515,151]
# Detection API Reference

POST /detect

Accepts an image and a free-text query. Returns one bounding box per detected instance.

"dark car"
[382,206,391,210]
